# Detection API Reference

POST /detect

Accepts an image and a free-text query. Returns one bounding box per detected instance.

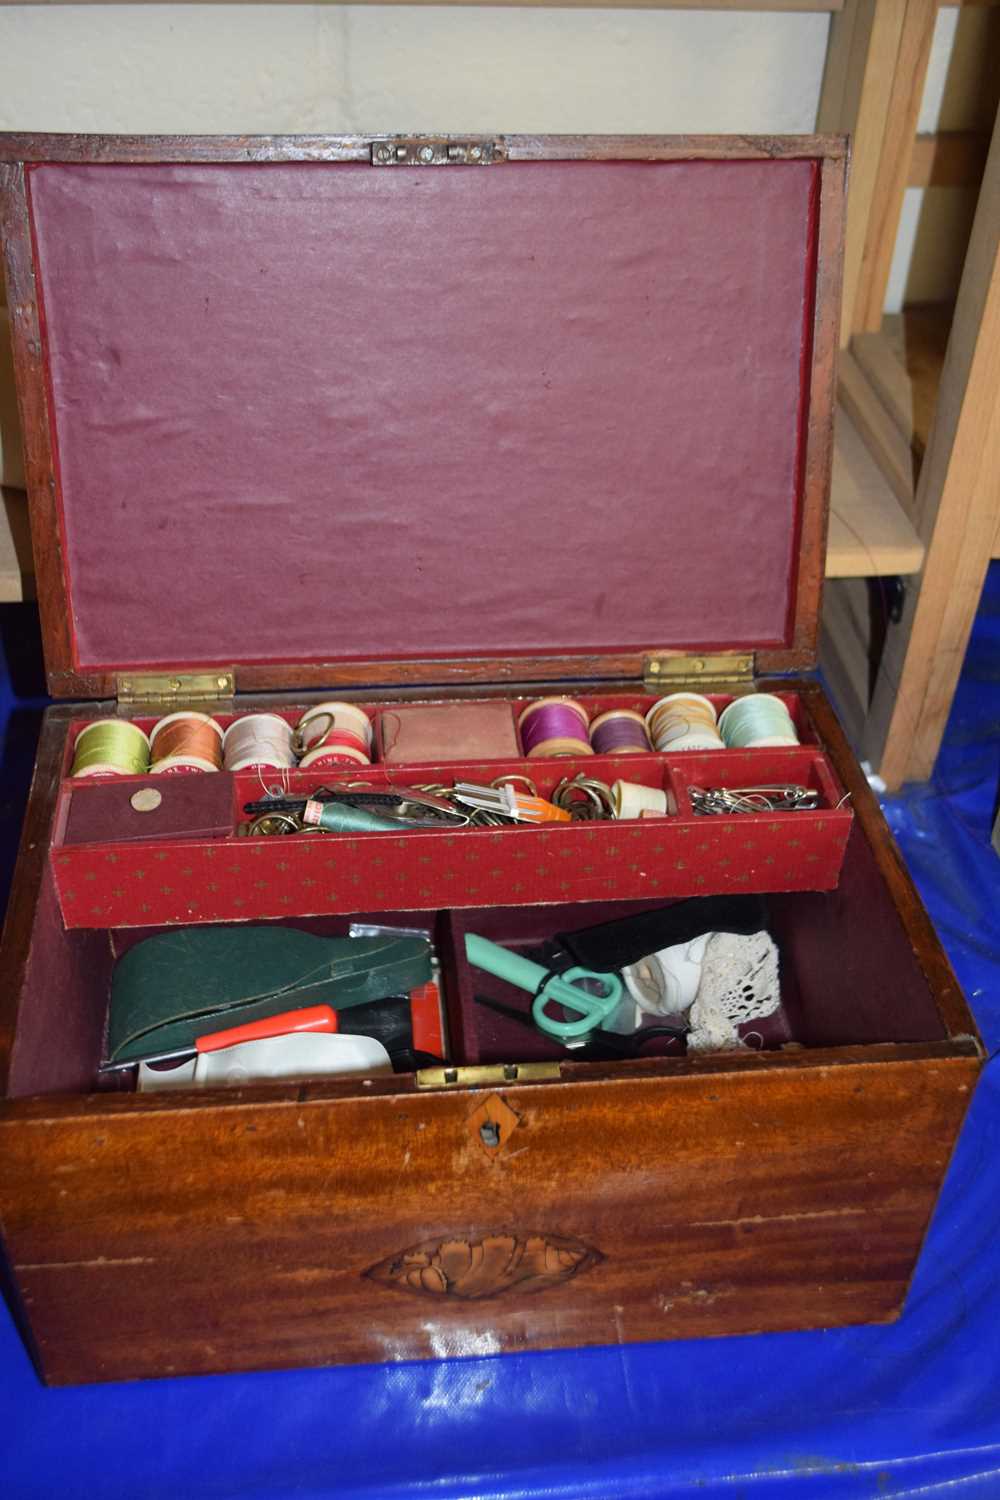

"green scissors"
[464,932,623,1041]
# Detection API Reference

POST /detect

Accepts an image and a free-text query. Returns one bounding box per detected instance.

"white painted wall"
[0,7,829,136]
[0,4,832,486]
[0,2,989,486]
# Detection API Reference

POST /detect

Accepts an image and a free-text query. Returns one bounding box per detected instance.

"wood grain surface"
[0,1052,978,1384]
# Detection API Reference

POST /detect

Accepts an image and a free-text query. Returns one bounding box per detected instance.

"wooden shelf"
[855,304,952,466]
[850,304,1000,561]
[826,397,924,578]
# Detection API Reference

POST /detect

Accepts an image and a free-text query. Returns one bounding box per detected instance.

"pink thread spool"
[518,698,593,759]
[589,709,652,756]
[294,702,373,769]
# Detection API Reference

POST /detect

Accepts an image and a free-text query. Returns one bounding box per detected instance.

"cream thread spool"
[646,693,724,752]
[611,780,669,819]
[224,713,297,772]
[149,711,224,774]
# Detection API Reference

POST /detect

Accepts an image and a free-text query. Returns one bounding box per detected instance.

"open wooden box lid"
[0,134,845,700]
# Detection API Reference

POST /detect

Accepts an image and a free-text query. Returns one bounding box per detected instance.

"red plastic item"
[195,1004,338,1054]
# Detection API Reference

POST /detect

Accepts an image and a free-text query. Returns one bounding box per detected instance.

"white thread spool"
[611,780,669,819]
[223,713,296,772]
[622,933,713,1016]
[646,693,724,752]
[718,694,799,749]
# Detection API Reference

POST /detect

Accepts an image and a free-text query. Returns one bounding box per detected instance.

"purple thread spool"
[518,698,593,759]
[589,709,652,756]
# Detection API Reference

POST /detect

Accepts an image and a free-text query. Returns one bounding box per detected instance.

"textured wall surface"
[0,7,829,136]
[0,4,831,487]
[0,1,985,484]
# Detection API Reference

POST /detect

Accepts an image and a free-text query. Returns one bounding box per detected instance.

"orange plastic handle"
[515,795,572,824]
[195,1004,339,1054]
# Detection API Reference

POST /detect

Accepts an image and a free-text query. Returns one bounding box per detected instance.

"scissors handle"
[531,966,623,1040]
[465,933,622,1040]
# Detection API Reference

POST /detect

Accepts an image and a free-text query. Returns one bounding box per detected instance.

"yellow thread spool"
[71,719,151,778]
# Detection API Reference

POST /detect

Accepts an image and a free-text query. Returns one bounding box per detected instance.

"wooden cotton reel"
[70,719,150,778]
[223,713,296,772]
[518,698,593,759]
[589,710,651,756]
[718,694,799,749]
[294,702,373,769]
[149,712,224,774]
[646,693,724,752]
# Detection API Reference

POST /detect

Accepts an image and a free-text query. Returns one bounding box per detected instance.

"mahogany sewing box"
[0,132,983,1386]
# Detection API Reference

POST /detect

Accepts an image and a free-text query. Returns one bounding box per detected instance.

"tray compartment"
[49,736,853,930]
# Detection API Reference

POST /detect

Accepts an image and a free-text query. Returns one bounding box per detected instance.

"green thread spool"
[717,694,799,749]
[71,719,151,778]
[302,799,405,833]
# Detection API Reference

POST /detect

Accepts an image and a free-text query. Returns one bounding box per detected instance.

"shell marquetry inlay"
[365,1231,603,1301]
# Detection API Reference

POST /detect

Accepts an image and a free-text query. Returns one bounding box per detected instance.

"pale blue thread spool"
[718,694,799,749]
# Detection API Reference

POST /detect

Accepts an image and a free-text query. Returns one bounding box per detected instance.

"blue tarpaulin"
[1,568,998,1499]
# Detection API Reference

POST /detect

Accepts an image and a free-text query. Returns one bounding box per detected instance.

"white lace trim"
[686,930,780,1052]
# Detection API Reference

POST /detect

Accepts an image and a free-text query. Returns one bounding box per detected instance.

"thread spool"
[518,698,593,759]
[71,719,150,778]
[294,702,373,769]
[611,779,669,819]
[149,711,224,774]
[224,713,296,772]
[718,694,799,749]
[302,799,401,833]
[646,693,724,752]
[589,709,652,756]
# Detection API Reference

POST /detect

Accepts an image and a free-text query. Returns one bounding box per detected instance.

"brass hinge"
[370,136,506,167]
[117,670,236,707]
[643,652,755,694]
[416,1061,561,1091]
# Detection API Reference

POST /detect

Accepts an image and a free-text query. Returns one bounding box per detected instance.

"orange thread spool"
[149,712,224,774]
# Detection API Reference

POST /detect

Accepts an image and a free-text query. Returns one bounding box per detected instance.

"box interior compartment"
[6,804,951,1102]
